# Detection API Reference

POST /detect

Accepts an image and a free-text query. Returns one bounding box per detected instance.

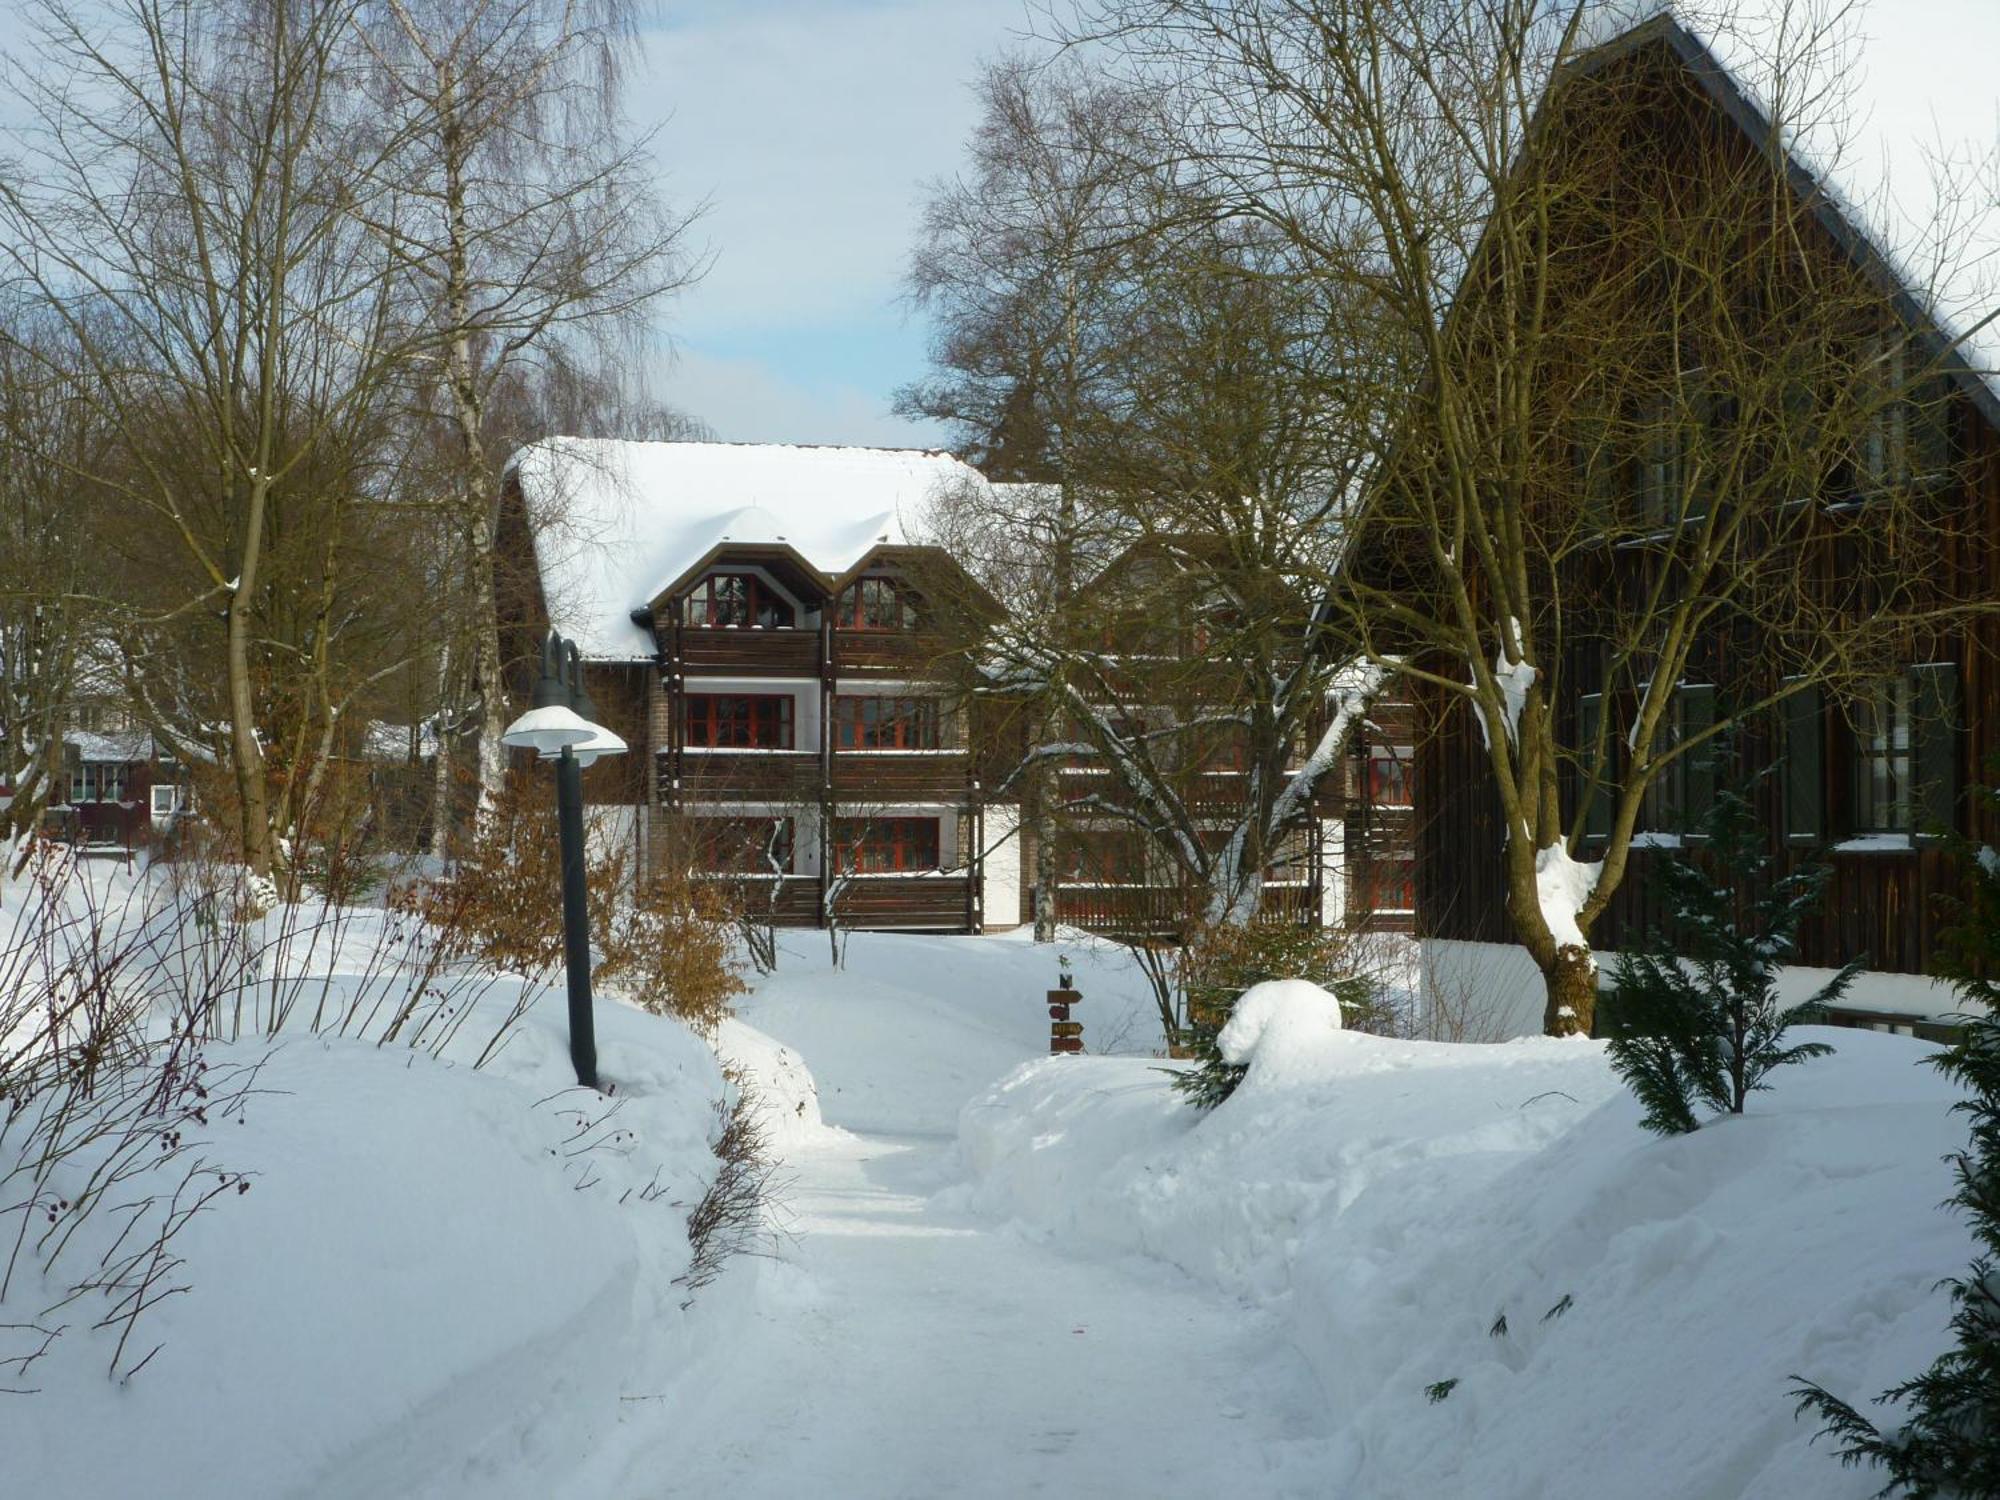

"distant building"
[506,438,1413,935]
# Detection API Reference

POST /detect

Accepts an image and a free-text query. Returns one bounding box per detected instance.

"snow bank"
[956,1025,1975,1499]
[714,1015,838,1150]
[2,871,741,1500]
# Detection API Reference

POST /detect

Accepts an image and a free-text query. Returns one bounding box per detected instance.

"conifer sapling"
[1605,773,1847,1136]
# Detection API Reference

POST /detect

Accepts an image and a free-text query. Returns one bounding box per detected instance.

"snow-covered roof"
[511,439,992,661]
[65,729,153,763]
[1583,2,2000,407]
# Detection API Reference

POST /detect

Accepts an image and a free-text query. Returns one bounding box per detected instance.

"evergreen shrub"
[1604,777,1847,1135]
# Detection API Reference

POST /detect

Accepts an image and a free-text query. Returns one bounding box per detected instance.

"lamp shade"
[545,721,628,768]
[501,703,596,755]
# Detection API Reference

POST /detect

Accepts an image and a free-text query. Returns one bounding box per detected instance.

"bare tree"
[915,192,1386,930]
[0,0,422,881]
[0,324,106,877]
[903,55,1171,937]
[355,0,704,841]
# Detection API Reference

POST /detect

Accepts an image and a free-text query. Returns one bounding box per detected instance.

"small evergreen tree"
[1605,776,1848,1136]
[1792,786,2000,1498]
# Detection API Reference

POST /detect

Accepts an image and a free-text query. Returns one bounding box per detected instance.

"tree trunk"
[227,475,274,880]
[1031,773,1059,942]
[1540,942,1597,1037]
[226,584,273,879]
[428,644,457,860]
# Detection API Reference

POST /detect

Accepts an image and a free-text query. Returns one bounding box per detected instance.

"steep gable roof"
[510,438,992,660]
[1579,2,2000,417]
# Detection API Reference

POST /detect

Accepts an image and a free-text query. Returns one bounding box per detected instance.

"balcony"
[666,749,820,803]
[830,629,953,678]
[829,748,971,801]
[676,627,820,677]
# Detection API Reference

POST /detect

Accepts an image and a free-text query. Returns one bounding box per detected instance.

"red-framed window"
[685,694,795,749]
[1361,859,1416,913]
[687,816,795,874]
[835,576,920,631]
[1366,752,1413,806]
[686,573,796,629]
[833,816,940,873]
[832,696,943,750]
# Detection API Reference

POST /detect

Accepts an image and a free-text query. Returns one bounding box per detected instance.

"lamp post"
[501,630,626,1090]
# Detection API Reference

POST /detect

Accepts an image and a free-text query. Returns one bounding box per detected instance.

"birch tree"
[356,0,702,840]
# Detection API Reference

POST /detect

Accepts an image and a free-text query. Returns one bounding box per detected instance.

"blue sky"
[637,0,1040,450]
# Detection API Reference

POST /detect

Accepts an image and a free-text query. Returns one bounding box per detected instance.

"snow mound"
[1215,977,1345,1085]
[956,1025,1977,1499]
[714,1016,839,1149]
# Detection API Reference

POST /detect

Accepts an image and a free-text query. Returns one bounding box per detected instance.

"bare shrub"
[676,1071,782,1303]
[409,775,745,1038]
[0,845,260,1390]
[596,866,745,1038]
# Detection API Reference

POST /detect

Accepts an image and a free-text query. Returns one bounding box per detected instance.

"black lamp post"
[502,630,626,1090]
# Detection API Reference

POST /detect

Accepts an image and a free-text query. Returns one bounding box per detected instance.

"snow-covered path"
[622,1128,1334,1499]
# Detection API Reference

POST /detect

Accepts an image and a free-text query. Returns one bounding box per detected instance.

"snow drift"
[956,1020,1975,1499]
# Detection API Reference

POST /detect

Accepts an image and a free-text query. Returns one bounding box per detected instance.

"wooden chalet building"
[508,440,1017,932]
[1414,8,2000,1031]
[506,439,1415,937]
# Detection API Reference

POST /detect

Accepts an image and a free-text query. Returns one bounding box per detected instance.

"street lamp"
[501,630,626,1090]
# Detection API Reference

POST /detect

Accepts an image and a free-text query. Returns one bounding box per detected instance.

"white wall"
[1318,817,1346,928]
[1418,936,1982,1042]
[583,804,641,891]
[982,804,1022,931]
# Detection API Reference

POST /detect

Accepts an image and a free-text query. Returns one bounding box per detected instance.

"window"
[833,696,944,750]
[1361,859,1416,913]
[1366,751,1413,806]
[150,784,186,819]
[833,816,940,873]
[688,816,795,875]
[836,576,919,631]
[1852,677,1915,833]
[1849,337,1953,495]
[685,694,794,749]
[1264,824,1313,883]
[1634,373,1720,530]
[686,573,795,629]
[1639,683,1715,834]
[1062,830,1155,883]
[70,762,128,804]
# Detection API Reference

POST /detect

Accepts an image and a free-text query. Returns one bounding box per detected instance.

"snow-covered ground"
[954,988,1977,1500]
[1,863,742,1499]
[4,883,1974,1499]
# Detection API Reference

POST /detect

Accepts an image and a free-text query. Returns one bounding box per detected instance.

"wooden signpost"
[1047,987,1082,1054]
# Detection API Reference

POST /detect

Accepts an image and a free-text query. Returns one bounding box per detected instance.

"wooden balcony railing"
[830,874,975,931]
[829,750,971,800]
[830,629,952,677]
[675,628,820,676]
[666,750,820,802]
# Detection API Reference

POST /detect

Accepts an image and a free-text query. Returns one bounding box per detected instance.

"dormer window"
[687,573,794,629]
[837,576,919,631]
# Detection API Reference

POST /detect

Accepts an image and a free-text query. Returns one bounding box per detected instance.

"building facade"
[1412,11,2000,1027]
[509,438,1414,936]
